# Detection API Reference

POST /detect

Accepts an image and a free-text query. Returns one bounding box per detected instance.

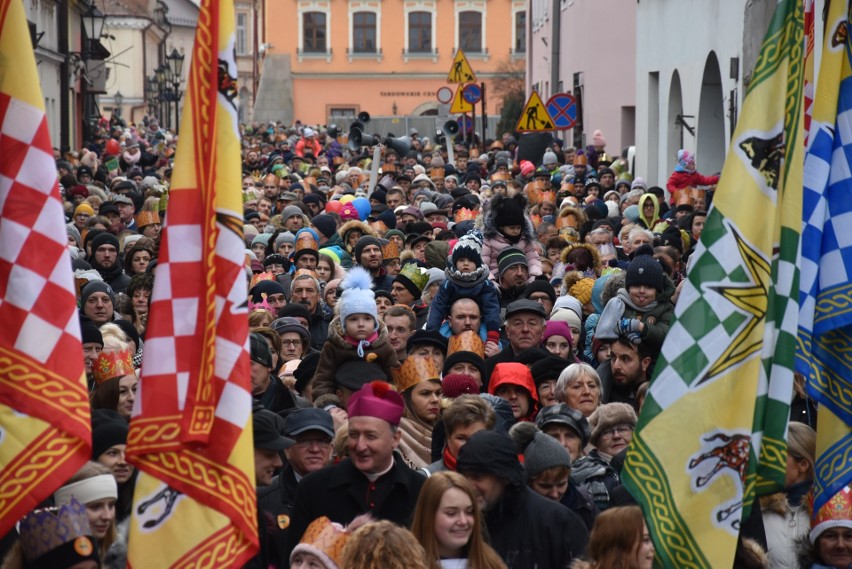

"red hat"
[347,381,404,426]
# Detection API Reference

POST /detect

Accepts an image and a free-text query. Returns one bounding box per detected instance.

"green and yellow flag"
[622,1,803,567]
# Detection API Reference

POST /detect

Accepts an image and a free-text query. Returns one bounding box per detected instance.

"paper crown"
[294,517,350,568]
[93,348,135,384]
[250,271,275,290]
[454,208,477,222]
[810,486,852,543]
[556,210,581,230]
[382,239,400,260]
[429,166,445,179]
[398,262,429,292]
[302,176,317,187]
[293,268,318,280]
[135,211,160,228]
[382,162,397,174]
[392,354,442,392]
[370,220,389,234]
[491,171,511,182]
[19,498,96,564]
[448,330,485,358]
[295,233,319,254]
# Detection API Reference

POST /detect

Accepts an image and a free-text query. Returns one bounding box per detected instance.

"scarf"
[442,446,457,471]
[344,330,379,358]
[122,150,141,165]
[596,288,658,341]
[398,413,433,469]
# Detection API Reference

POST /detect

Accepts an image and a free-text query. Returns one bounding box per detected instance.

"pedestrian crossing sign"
[515,91,555,132]
[449,84,474,114]
[447,50,477,83]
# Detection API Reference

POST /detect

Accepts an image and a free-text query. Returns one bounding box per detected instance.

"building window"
[514,11,526,53]
[236,12,248,55]
[353,12,376,53]
[458,11,482,53]
[408,12,432,53]
[303,12,327,53]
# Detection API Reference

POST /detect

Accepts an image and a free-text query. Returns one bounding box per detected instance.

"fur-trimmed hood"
[326,314,392,350]
[560,242,602,274]
[478,192,536,242]
[338,220,375,252]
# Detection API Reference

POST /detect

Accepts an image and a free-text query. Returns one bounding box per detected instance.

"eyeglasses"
[600,425,634,439]
[280,339,302,347]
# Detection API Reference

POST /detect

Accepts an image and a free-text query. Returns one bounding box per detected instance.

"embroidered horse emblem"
[688,431,751,533]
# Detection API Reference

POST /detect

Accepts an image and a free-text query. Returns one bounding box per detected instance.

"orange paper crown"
[293,268,318,280]
[250,271,275,289]
[454,208,477,222]
[382,239,400,260]
[297,517,349,568]
[93,348,135,384]
[490,172,511,182]
[429,167,445,179]
[448,330,485,358]
[135,211,160,228]
[295,233,318,253]
[392,355,442,392]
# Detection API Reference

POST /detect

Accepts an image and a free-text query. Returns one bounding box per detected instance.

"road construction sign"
[515,91,555,132]
[447,50,477,83]
[449,84,474,114]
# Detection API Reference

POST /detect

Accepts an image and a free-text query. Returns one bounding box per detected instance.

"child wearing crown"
[311,267,400,399]
[425,230,502,355]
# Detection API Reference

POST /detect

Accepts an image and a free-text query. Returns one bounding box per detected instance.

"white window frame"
[403,0,437,63]
[454,0,487,60]
[236,11,250,56]
[297,0,332,62]
[348,2,382,62]
[511,3,526,57]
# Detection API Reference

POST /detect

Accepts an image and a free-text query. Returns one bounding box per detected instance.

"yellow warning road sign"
[447,50,477,83]
[515,91,555,132]
[449,84,473,114]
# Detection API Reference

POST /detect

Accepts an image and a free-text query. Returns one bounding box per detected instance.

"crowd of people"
[2,115,845,569]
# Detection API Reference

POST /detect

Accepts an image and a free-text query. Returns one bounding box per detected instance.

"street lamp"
[113,90,123,119]
[155,65,168,128]
[82,3,105,46]
[166,49,185,133]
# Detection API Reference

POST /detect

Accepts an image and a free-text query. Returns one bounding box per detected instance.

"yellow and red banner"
[0,0,92,535]
[126,0,257,566]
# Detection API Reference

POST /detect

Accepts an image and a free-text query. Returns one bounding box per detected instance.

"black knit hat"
[80,318,103,346]
[626,251,664,292]
[80,280,115,307]
[450,230,484,268]
[492,194,526,228]
[497,248,527,277]
[530,356,568,387]
[91,409,128,459]
[311,214,337,239]
[407,329,449,355]
[353,235,382,264]
[457,430,525,486]
[249,280,286,304]
[522,279,556,305]
[91,231,120,255]
[442,350,486,380]
[536,403,591,448]
[278,302,311,321]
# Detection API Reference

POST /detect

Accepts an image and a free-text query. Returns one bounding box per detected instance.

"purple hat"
[347,381,404,426]
[542,320,573,344]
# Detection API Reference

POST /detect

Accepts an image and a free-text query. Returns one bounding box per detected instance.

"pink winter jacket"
[481,232,543,281]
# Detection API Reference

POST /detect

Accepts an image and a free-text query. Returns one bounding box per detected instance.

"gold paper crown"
[293,268,318,280]
[93,348,135,384]
[295,233,318,254]
[429,166,445,179]
[298,517,351,567]
[370,220,389,235]
[398,262,429,292]
[303,176,317,187]
[250,271,275,289]
[135,211,160,228]
[382,239,400,260]
[541,190,556,204]
[19,499,94,563]
[382,162,397,174]
[448,330,485,358]
[490,172,511,182]
[525,180,548,205]
[392,354,442,392]
[454,208,477,222]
